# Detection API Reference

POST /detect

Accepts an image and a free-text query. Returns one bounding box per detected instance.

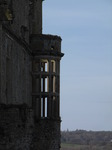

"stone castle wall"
[0,26,32,106]
[0,105,34,150]
[0,0,63,149]
[0,105,61,150]
[32,119,61,150]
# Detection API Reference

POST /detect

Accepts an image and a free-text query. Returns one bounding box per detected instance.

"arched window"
[51,60,55,72]
[41,59,49,72]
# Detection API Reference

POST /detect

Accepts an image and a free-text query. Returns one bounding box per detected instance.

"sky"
[43,0,112,131]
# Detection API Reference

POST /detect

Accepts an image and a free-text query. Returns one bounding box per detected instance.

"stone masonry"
[0,0,64,150]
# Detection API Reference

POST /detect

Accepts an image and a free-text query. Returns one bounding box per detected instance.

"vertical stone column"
[31,0,42,34]
[0,22,2,102]
[48,59,52,117]
[57,60,60,117]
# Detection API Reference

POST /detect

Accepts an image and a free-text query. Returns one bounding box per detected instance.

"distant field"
[61,130,112,150]
[61,143,90,150]
[61,143,112,150]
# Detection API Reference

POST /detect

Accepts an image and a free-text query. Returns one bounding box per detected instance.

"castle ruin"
[0,0,64,149]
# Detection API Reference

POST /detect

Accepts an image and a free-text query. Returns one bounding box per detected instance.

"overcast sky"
[43,0,112,131]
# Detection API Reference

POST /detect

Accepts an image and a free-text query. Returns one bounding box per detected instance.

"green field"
[61,143,112,150]
[61,130,112,150]
[61,143,90,150]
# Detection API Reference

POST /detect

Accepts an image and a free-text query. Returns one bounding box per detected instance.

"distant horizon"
[61,129,112,132]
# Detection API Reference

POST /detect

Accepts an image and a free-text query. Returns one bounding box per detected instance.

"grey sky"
[43,0,112,131]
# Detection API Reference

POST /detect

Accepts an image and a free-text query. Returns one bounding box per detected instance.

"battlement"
[30,34,62,53]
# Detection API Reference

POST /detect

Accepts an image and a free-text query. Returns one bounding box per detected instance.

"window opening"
[45,62,47,72]
[41,97,48,117]
[41,64,44,72]
[45,97,47,117]
[53,76,56,93]
[51,76,55,92]
[41,98,43,117]
[41,78,43,92]
[45,77,49,92]
[45,78,47,92]
[41,77,49,92]
[41,59,49,72]
[53,96,55,101]
[51,60,56,72]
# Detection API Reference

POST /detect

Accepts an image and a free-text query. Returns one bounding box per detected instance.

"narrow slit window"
[41,97,47,117]
[41,78,43,92]
[41,98,43,117]
[53,76,56,93]
[45,62,47,72]
[41,66,44,72]
[45,97,47,117]
[51,60,56,72]
[45,77,49,92]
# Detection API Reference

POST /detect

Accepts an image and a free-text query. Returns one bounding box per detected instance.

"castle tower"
[30,0,64,149]
[31,34,63,149]
[0,0,64,149]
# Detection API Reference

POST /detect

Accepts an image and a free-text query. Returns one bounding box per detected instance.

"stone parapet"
[30,34,62,54]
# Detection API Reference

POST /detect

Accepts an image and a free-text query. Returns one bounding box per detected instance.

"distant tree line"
[61,130,112,146]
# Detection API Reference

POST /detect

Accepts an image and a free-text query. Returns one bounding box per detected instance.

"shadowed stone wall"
[0,27,32,106]
[32,119,61,150]
[0,105,61,150]
[0,1,63,149]
[0,104,34,150]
